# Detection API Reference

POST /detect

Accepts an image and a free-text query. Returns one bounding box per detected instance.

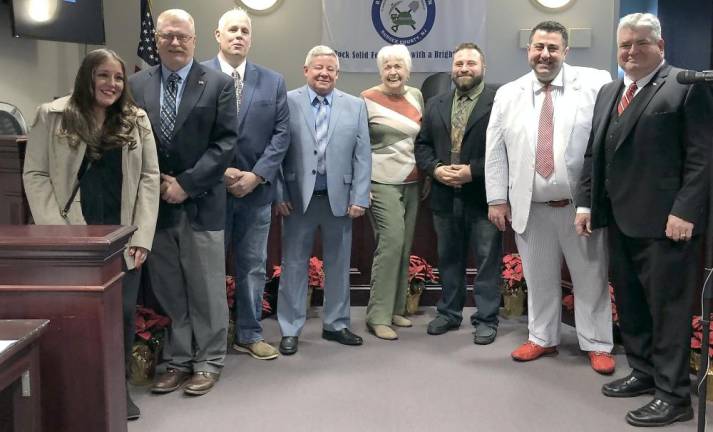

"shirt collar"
[217,53,247,80]
[161,60,193,84]
[455,80,484,100]
[624,59,665,89]
[531,66,564,94]
[307,86,334,106]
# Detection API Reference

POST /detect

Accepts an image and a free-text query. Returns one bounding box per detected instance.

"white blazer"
[485,63,611,233]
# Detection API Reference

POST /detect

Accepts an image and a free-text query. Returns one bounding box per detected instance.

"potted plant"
[690,314,713,401]
[501,253,527,317]
[129,306,170,385]
[226,275,236,347]
[406,255,438,315]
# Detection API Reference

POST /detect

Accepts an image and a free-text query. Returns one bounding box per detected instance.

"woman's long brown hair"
[60,48,139,160]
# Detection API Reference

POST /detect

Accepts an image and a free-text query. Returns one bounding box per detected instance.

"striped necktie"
[535,84,554,178]
[160,73,180,145]
[618,82,638,115]
[314,96,329,175]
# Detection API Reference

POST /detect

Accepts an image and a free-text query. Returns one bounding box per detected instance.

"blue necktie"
[160,73,180,145]
[314,96,329,175]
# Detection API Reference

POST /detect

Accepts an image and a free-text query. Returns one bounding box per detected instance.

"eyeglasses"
[156,32,194,43]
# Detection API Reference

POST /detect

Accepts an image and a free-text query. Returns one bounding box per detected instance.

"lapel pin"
[198,80,205,86]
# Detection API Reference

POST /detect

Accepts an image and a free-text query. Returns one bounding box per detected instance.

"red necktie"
[618,82,638,115]
[536,85,554,178]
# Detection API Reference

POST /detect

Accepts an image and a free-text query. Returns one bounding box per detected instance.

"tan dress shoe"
[151,368,190,394]
[233,340,279,360]
[184,371,219,396]
[392,315,413,327]
[368,324,398,340]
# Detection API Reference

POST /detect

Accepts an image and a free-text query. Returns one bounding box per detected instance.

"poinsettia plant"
[562,283,618,323]
[226,275,236,308]
[691,315,713,357]
[502,253,526,296]
[272,256,325,289]
[134,306,171,341]
[408,255,438,283]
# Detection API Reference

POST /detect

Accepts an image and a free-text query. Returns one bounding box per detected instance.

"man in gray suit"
[129,9,237,395]
[275,45,371,355]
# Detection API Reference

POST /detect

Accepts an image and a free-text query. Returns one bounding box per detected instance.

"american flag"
[135,0,159,71]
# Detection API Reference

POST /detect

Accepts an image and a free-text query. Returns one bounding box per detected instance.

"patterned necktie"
[618,82,638,115]
[536,84,554,178]
[450,94,469,164]
[314,96,329,175]
[160,73,180,145]
[232,69,243,115]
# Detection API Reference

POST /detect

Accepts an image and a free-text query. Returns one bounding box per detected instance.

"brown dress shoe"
[151,368,190,394]
[184,371,219,396]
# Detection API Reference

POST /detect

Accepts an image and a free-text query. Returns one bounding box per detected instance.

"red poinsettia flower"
[135,306,171,341]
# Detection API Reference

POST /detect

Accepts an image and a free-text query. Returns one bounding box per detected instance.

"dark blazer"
[576,64,713,238]
[129,61,238,231]
[202,58,290,206]
[414,84,497,213]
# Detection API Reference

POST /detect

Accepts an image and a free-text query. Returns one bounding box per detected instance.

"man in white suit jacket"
[485,21,614,373]
[275,45,371,355]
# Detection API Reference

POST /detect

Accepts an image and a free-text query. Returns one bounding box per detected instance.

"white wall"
[0,0,620,122]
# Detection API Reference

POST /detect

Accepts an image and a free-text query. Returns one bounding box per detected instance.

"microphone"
[676,70,713,84]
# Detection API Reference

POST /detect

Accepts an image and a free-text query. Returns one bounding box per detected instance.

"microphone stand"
[697,150,713,432]
[698,268,713,432]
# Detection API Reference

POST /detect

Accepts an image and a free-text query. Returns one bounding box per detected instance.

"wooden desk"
[0,319,48,432]
[0,225,134,432]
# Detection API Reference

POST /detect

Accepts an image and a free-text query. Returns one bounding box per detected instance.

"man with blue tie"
[275,45,371,355]
[128,9,237,396]
[204,8,289,361]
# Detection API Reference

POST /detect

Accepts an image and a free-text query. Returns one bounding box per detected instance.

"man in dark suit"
[414,42,502,344]
[203,8,289,361]
[576,12,713,427]
[129,9,237,396]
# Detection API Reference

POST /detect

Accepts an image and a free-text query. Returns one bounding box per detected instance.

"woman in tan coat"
[23,48,160,421]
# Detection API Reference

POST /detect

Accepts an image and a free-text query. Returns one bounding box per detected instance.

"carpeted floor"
[128,307,708,432]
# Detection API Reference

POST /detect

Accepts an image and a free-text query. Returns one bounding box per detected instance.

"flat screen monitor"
[10,0,105,44]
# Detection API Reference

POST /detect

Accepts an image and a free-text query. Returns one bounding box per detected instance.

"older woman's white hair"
[618,12,662,41]
[376,44,412,73]
[304,45,340,70]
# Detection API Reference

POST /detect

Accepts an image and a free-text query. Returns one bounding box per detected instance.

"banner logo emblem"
[372,0,436,45]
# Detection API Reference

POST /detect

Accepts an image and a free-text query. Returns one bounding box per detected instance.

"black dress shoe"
[626,398,693,427]
[601,374,655,397]
[279,336,299,355]
[322,328,363,346]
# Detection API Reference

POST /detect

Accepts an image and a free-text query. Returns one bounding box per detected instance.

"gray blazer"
[277,86,371,217]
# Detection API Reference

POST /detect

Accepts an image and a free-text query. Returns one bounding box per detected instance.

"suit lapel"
[556,70,580,154]
[238,62,257,130]
[325,90,343,145]
[463,88,492,136]
[615,65,669,151]
[173,62,206,135]
[144,66,162,132]
[296,86,318,143]
[437,92,454,134]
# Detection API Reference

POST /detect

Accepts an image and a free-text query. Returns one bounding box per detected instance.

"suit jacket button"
[314,150,318,155]
[312,169,316,174]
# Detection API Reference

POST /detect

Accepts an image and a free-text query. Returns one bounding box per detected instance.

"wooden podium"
[0,225,135,432]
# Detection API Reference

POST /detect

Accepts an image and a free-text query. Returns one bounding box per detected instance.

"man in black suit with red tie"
[575,12,713,427]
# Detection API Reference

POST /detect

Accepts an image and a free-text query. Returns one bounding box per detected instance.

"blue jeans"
[225,197,272,344]
[432,206,503,327]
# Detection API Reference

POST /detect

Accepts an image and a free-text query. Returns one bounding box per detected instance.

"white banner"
[321,0,487,73]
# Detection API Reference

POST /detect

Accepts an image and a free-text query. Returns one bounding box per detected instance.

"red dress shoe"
[589,351,615,375]
[511,341,557,361]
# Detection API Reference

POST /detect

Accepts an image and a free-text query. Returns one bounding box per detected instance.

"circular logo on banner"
[371,0,436,45]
